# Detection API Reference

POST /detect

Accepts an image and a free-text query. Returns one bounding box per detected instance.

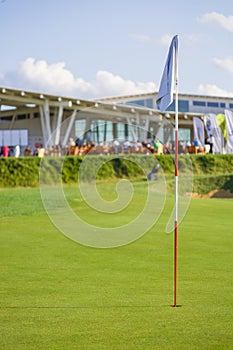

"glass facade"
[74,94,232,147]
[178,128,191,143]
[155,127,191,144]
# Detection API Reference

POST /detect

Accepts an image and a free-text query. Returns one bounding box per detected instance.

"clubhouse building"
[0,86,232,153]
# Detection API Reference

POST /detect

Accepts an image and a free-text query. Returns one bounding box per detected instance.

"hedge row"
[1,154,233,193]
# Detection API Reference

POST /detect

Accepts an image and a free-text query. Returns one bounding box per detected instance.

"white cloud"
[213,57,233,74]
[94,70,155,97]
[18,58,92,96]
[198,83,233,97]
[199,12,233,33]
[0,57,156,99]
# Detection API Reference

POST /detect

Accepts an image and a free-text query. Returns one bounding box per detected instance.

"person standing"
[14,145,20,157]
[2,145,9,158]
[208,134,214,154]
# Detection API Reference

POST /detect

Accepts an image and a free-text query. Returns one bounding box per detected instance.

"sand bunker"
[187,189,233,199]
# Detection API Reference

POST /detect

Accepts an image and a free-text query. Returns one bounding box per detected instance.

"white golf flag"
[224,109,233,150]
[156,35,178,112]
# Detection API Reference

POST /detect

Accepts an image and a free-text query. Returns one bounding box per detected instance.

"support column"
[39,105,47,147]
[54,104,64,146]
[82,117,92,144]
[144,118,150,140]
[126,116,137,142]
[9,111,17,130]
[153,123,163,139]
[52,108,58,138]
[44,99,52,146]
[135,112,140,140]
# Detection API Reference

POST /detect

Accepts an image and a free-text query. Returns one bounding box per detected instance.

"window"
[145,99,154,109]
[220,103,226,108]
[193,101,206,106]
[117,123,125,140]
[126,98,154,109]
[0,116,12,121]
[164,128,191,143]
[207,102,219,107]
[97,120,113,142]
[16,114,29,120]
[127,100,145,107]
[178,100,189,112]
[164,99,189,112]
[75,119,86,139]
[179,128,191,143]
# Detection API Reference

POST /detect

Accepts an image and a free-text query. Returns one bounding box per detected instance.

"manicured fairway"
[0,184,232,349]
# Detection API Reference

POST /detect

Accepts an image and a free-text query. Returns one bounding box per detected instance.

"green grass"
[0,184,232,349]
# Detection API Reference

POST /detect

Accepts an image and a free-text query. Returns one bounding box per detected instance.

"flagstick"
[155,34,179,307]
[174,45,179,307]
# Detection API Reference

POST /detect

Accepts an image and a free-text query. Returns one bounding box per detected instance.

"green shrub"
[1,154,233,193]
[0,157,40,187]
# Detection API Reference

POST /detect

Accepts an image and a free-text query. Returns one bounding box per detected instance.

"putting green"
[0,184,232,349]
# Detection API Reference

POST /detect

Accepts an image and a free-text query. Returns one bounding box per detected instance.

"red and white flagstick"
[174,46,179,307]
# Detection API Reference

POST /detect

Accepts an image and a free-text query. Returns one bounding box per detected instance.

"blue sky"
[0,0,233,99]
